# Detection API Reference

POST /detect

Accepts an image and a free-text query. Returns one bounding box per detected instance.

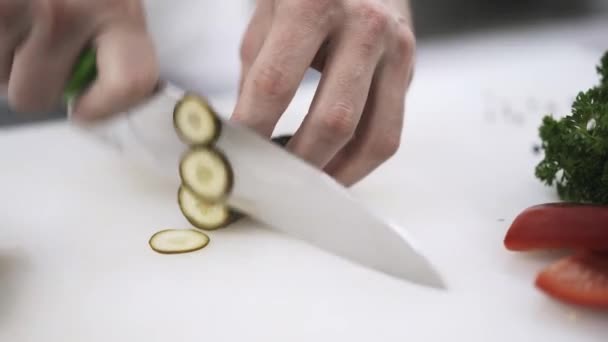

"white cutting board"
[1,18,608,342]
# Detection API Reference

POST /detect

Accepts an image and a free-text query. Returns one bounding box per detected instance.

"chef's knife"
[64,49,446,289]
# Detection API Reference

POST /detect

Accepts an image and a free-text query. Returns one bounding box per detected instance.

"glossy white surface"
[1,18,608,341]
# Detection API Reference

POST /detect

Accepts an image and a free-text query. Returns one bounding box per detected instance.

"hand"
[0,0,158,119]
[233,0,415,186]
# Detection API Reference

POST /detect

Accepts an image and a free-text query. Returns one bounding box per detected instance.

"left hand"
[0,0,158,119]
[232,0,415,186]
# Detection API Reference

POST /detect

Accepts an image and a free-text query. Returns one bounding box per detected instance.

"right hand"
[0,0,159,120]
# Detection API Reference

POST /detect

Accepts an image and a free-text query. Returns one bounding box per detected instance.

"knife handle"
[63,48,97,103]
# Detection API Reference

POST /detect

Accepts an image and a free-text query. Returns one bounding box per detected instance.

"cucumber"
[178,185,233,230]
[149,229,210,254]
[173,94,221,146]
[179,146,233,203]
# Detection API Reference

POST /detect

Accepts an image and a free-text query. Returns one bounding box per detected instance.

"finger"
[8,0,92,112]
[324,24,416,186]
[285,20,387,168]
[0,0,31,84]
[71,24,159,120]
[8,1,89,112]
[324,32,415,186]
[231,2,332,137]
[238,2,273,94]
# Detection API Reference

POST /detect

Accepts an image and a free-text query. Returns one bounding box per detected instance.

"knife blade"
[65,49,446,289]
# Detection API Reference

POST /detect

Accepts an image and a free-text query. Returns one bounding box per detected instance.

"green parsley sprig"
[535,51,608,204]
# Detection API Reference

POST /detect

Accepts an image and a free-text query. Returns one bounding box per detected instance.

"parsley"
[535,51,608,204]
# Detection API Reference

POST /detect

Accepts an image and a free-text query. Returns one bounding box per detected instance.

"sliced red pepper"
[535,252,608,309]
[504,203,608,251]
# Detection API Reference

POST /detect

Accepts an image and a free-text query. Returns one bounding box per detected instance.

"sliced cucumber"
[173,94,221,146]
[149,229,210,254]
[179,146,233,202]
[178,185,232,230]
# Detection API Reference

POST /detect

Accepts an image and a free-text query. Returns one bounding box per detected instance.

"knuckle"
[393,24,416,59]
[369,130,401,159]
[40,0,145,39]
[252,64,292,100]
[358,38,377,59]
[114,0,146,22]
[36,0,86,41]
[315,102,357,141]
[355,2,390,38]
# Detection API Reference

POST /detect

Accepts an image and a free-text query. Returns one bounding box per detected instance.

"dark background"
[2,0,607,127]
[411,0,607,38]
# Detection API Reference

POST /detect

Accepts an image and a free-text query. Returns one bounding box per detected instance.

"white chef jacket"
[143,1,254,99]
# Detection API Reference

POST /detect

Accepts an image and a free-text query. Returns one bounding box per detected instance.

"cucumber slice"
[179,147,233,202]
[64,48,97,102]
[178,185,231,230]
[173,94,221,146]
[149,229,210,254]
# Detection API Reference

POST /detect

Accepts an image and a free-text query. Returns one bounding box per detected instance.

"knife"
[64,48,446,290]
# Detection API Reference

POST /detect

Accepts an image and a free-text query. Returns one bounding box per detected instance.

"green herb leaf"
[535,51,608,204]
